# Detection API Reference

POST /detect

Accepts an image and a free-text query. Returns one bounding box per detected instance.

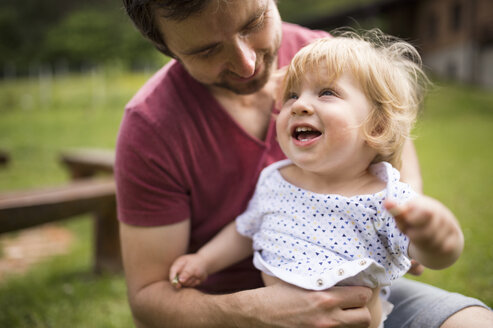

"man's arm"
[400,139,422,193]
[120,219,373,328]
[120,219,231,327]
[169,221,253,288]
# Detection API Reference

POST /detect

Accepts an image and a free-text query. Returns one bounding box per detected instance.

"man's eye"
[197,47,216,58]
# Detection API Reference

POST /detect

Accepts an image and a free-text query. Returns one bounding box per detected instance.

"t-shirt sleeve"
[115,107,191,226]
[278,23,331,67]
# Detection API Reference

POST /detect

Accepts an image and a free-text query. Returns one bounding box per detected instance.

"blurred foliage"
[42,9,162,69]
[0,0,379,76]
[0,0,163,76]
[278,0,375,23]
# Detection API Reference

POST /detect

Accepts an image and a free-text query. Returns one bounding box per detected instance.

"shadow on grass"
[0,218,133,328]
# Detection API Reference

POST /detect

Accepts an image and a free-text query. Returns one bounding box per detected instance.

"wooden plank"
[60,148,114,179]
[0,178,115,234]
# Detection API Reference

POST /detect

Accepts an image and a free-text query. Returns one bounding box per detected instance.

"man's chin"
[215,71,270,95]
[214,81,264,95]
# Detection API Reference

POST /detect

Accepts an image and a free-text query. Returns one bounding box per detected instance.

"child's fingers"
[177,272,192,287]
[188,277,202,287]
[169,257,183,281]
[171,274,181,289]
[176,270,206,288]
[399,203,428,228]
[385,198,431,230]
[384,199,405,217]
[169,255,208,288]
[407,259,425,276]
[169,257,190,288]
[384,200,409,232]
[169,261,180,284]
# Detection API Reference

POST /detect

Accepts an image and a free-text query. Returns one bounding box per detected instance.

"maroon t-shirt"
[115,23,329,294]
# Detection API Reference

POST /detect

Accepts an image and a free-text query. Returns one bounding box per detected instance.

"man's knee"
[440,306,493,328]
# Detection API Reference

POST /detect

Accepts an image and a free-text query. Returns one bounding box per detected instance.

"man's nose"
[226,38,256,78]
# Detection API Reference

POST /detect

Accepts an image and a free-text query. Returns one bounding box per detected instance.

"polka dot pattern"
[237,160,415,290]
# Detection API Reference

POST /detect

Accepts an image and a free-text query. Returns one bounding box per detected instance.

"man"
[117,0,492,326]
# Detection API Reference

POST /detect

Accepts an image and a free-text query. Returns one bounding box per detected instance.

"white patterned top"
[236,159,416,290]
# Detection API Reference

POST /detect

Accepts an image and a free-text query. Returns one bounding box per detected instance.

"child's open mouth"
[292,126,322,142]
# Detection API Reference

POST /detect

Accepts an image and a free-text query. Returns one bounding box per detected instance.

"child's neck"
[280,162,386,197]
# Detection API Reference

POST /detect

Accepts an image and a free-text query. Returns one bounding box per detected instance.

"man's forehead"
[156,0,269,54]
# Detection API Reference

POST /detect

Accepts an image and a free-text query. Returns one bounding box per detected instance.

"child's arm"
[385,195,464,270]
[169,221,253,288]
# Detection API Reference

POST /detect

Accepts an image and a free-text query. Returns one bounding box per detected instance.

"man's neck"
[209,85,274,141]
[210,86,265,108]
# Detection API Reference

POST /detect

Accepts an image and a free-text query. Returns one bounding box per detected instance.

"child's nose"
[291,97,314,116]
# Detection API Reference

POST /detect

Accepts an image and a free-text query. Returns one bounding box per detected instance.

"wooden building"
[299,0,493,88]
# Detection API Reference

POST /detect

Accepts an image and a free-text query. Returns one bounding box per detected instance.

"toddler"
[169,29,464,328]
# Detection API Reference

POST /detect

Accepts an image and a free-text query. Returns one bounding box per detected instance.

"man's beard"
[213,47,278,95]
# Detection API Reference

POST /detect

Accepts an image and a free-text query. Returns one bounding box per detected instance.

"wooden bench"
[0,148,121,274]
[60,148,114,179]
[0,149,9,167]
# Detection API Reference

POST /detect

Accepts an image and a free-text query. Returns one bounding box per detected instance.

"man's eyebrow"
[180,2,269,56]
[241,2,268,30]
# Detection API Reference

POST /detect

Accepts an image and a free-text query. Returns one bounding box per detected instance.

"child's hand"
[384,195,463,270]
[407,259,425,276]
[169,254,209,289]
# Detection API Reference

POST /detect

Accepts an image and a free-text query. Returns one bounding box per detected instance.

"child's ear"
[367,107,386,138]
[371,123,385,137]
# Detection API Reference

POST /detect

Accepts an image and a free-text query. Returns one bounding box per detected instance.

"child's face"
[276,69,376,174]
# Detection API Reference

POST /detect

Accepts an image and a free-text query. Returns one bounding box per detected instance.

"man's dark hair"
[122,0,210,57]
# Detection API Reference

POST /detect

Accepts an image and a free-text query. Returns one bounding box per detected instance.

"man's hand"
[238,283,374,328]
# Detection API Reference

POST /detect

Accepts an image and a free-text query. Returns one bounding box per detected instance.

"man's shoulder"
[279,22,330,66]
[119,60,203,146]
[126,60,188,109]
[282,22,329,39]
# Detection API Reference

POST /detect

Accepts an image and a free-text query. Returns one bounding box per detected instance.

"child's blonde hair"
[281,28,429,169]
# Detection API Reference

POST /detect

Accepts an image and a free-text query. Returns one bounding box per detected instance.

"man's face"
[156,0,282,95]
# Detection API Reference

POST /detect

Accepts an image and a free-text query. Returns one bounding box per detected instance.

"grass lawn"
[0,70,492,327]
[411,82,493,304]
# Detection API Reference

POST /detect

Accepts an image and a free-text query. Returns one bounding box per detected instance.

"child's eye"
[286,92,298,100]
[319,89,335,97]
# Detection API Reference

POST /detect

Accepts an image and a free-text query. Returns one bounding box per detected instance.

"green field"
[0,70,492,327]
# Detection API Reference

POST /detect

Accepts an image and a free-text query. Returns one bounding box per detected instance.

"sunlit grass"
[0,68,154,190]
[0,68,152,327]
[410,82,493,305]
